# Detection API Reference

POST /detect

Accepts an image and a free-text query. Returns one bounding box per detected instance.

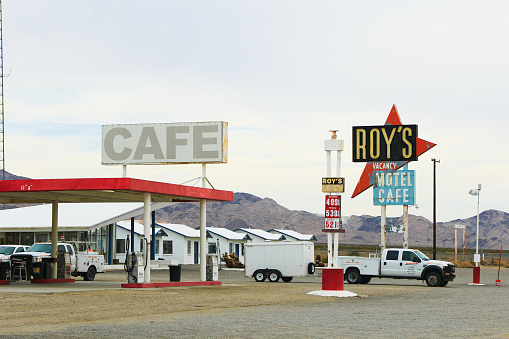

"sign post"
[351,105,436,251]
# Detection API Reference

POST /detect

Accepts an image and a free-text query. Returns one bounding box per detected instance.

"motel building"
[0,203,316,266]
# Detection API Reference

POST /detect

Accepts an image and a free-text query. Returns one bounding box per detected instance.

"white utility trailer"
[244,241,315,282]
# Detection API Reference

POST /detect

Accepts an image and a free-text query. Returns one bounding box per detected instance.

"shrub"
[221,252,244,268]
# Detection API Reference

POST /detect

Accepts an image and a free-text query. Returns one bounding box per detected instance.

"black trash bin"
[169,265,181,282]
[0,261,10,280]
[32,262,43,279]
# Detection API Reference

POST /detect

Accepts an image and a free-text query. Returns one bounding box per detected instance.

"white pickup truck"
[10,242,105,281]
[338,248,456,287]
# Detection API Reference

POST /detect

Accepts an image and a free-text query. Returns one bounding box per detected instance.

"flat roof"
[0,178,233,204]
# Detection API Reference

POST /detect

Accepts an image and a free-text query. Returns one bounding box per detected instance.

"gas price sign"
[323,195,341,232]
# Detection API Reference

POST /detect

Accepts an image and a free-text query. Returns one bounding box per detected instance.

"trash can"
[32,262,44,279]
[0,261,10,280]
[169,265,181,282]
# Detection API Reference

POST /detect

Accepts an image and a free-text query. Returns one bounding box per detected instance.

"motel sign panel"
[373,169,415,205]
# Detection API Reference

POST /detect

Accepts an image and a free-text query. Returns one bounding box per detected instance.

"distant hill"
[157,192,509,250]
[2,171,508,249]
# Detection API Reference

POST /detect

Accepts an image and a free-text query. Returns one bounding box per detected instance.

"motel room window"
[116,239,125,254]
[187,241,191,255]
[208,242,217,254]
[229,243,234,254]
[163,240,173,255]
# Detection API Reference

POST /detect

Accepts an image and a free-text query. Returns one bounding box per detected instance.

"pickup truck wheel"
[439,280,448,287]
[425,271,441,287]
[360,276,371,284]
[345,268,361,284]
[83,266,96,281]
[281,277,293,283]
[254,270,266,282]
[268,271,281,283]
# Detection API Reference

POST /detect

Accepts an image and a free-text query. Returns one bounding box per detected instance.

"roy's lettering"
[352,124,417,162]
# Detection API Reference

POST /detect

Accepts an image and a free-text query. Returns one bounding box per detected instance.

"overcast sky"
[3,1,508,223]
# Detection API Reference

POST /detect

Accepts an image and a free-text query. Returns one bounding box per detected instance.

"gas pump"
[124,236,145,283]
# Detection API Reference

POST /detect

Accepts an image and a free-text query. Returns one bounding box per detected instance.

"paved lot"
[0,265,508,338]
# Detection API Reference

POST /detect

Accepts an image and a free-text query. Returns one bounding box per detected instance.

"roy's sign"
[373,169,415,205]
[102,121,228,165]
[352,124,417,162]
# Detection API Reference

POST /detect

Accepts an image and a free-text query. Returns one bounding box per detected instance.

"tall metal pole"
[475,186,480,267]
[432,159,440,259]
[0,0,5,181]
[200,164,207,281]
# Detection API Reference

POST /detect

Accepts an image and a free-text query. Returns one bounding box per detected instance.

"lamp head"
[469,189,478,196]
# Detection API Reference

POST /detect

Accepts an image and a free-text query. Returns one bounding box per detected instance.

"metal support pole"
[463,229,466,261]
[381,205,386,251]
[455,228,458,263]
[475,189,480,267]
[122,165,127,177]
[51,201,58,279]
[333,232,339,267]
[200,163,207,281]
[327,233,333,267]
[143,193,151,283]
[432,159,439,259]
[403,205,409,249]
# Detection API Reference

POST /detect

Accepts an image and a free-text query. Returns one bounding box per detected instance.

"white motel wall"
[0,204,316,265]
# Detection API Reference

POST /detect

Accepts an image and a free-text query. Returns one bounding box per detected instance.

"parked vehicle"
[10,242,105,281]
[338,248,456,287]
[244,241,315,282]
[0,245,29,262]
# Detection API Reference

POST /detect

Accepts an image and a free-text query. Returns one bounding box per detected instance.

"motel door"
[194,241,199,264]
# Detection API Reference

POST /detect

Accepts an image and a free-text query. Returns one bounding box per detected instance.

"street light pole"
[468,184,483,285]
[431,159,440,260]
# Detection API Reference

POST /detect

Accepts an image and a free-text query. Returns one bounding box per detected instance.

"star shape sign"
[351,105,437,198]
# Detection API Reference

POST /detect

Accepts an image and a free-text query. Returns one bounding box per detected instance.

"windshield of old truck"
[26,244,52,253]
[415,250,429,261]
[0,246,15,255]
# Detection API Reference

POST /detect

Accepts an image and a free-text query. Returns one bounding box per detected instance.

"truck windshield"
[26,244,52,253]
[414,250,429,261]
[0,246,15,255]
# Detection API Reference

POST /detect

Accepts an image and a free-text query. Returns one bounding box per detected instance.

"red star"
[351,105,437,198]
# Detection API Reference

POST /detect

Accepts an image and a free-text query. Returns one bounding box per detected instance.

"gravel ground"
[0,266,508,338]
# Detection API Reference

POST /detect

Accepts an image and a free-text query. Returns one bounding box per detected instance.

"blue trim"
[151,211,156,260]
[108,223,113,265]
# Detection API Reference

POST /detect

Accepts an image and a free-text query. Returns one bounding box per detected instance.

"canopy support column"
[51,201,58,279]
[143,193,151,283]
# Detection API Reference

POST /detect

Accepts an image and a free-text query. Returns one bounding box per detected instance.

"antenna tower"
[0,0,5,180]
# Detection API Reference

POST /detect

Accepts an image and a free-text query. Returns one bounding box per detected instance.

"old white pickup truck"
[10,242,105,281]
[338,248,456,287]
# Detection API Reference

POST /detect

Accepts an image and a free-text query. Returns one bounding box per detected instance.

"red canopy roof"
[0,177,233,204]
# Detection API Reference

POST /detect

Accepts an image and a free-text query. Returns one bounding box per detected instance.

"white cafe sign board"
[102,121,228,165]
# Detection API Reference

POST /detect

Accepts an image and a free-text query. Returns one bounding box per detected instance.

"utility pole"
[431,158,440,259]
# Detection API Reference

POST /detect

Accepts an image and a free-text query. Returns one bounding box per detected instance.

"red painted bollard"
[322,268,344,291]
[473,266,481,284]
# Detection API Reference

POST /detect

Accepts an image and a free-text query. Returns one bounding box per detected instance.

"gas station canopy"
[0,177,233,204]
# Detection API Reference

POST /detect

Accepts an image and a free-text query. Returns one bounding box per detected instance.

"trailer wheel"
[83,266,96,281]
[308,262,315,275]
[425,271,442,287]
[254,270,266,282]
[268,271,281,283]
[281,277,293,283]
[345,268,361,284]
